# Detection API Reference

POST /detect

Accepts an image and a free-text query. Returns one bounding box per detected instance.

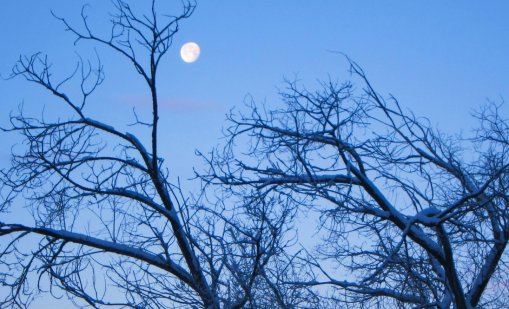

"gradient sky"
[1,1,509,179]
[0,1,508,306]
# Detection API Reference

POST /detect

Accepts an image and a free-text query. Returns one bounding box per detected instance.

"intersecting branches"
[0,1,302,308]
[203,60,509,308]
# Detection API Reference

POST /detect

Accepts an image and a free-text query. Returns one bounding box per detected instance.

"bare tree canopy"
[0,1,307,308]
[203,62,509,308]
[1,1,508,309]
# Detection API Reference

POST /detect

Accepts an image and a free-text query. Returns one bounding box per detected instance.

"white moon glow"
[180,42,200,63]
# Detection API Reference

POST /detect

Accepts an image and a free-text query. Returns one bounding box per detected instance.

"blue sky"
[1,1,508,180]
[0,1,508,307]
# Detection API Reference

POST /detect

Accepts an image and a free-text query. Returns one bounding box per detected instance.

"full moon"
[180,42,200,63]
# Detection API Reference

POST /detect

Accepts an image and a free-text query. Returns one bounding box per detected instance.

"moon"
[180,42,200,63]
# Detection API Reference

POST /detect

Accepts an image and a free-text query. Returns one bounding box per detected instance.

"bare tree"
[204,61,509,308]
[0,1,302,308]
[3,1,508,308]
